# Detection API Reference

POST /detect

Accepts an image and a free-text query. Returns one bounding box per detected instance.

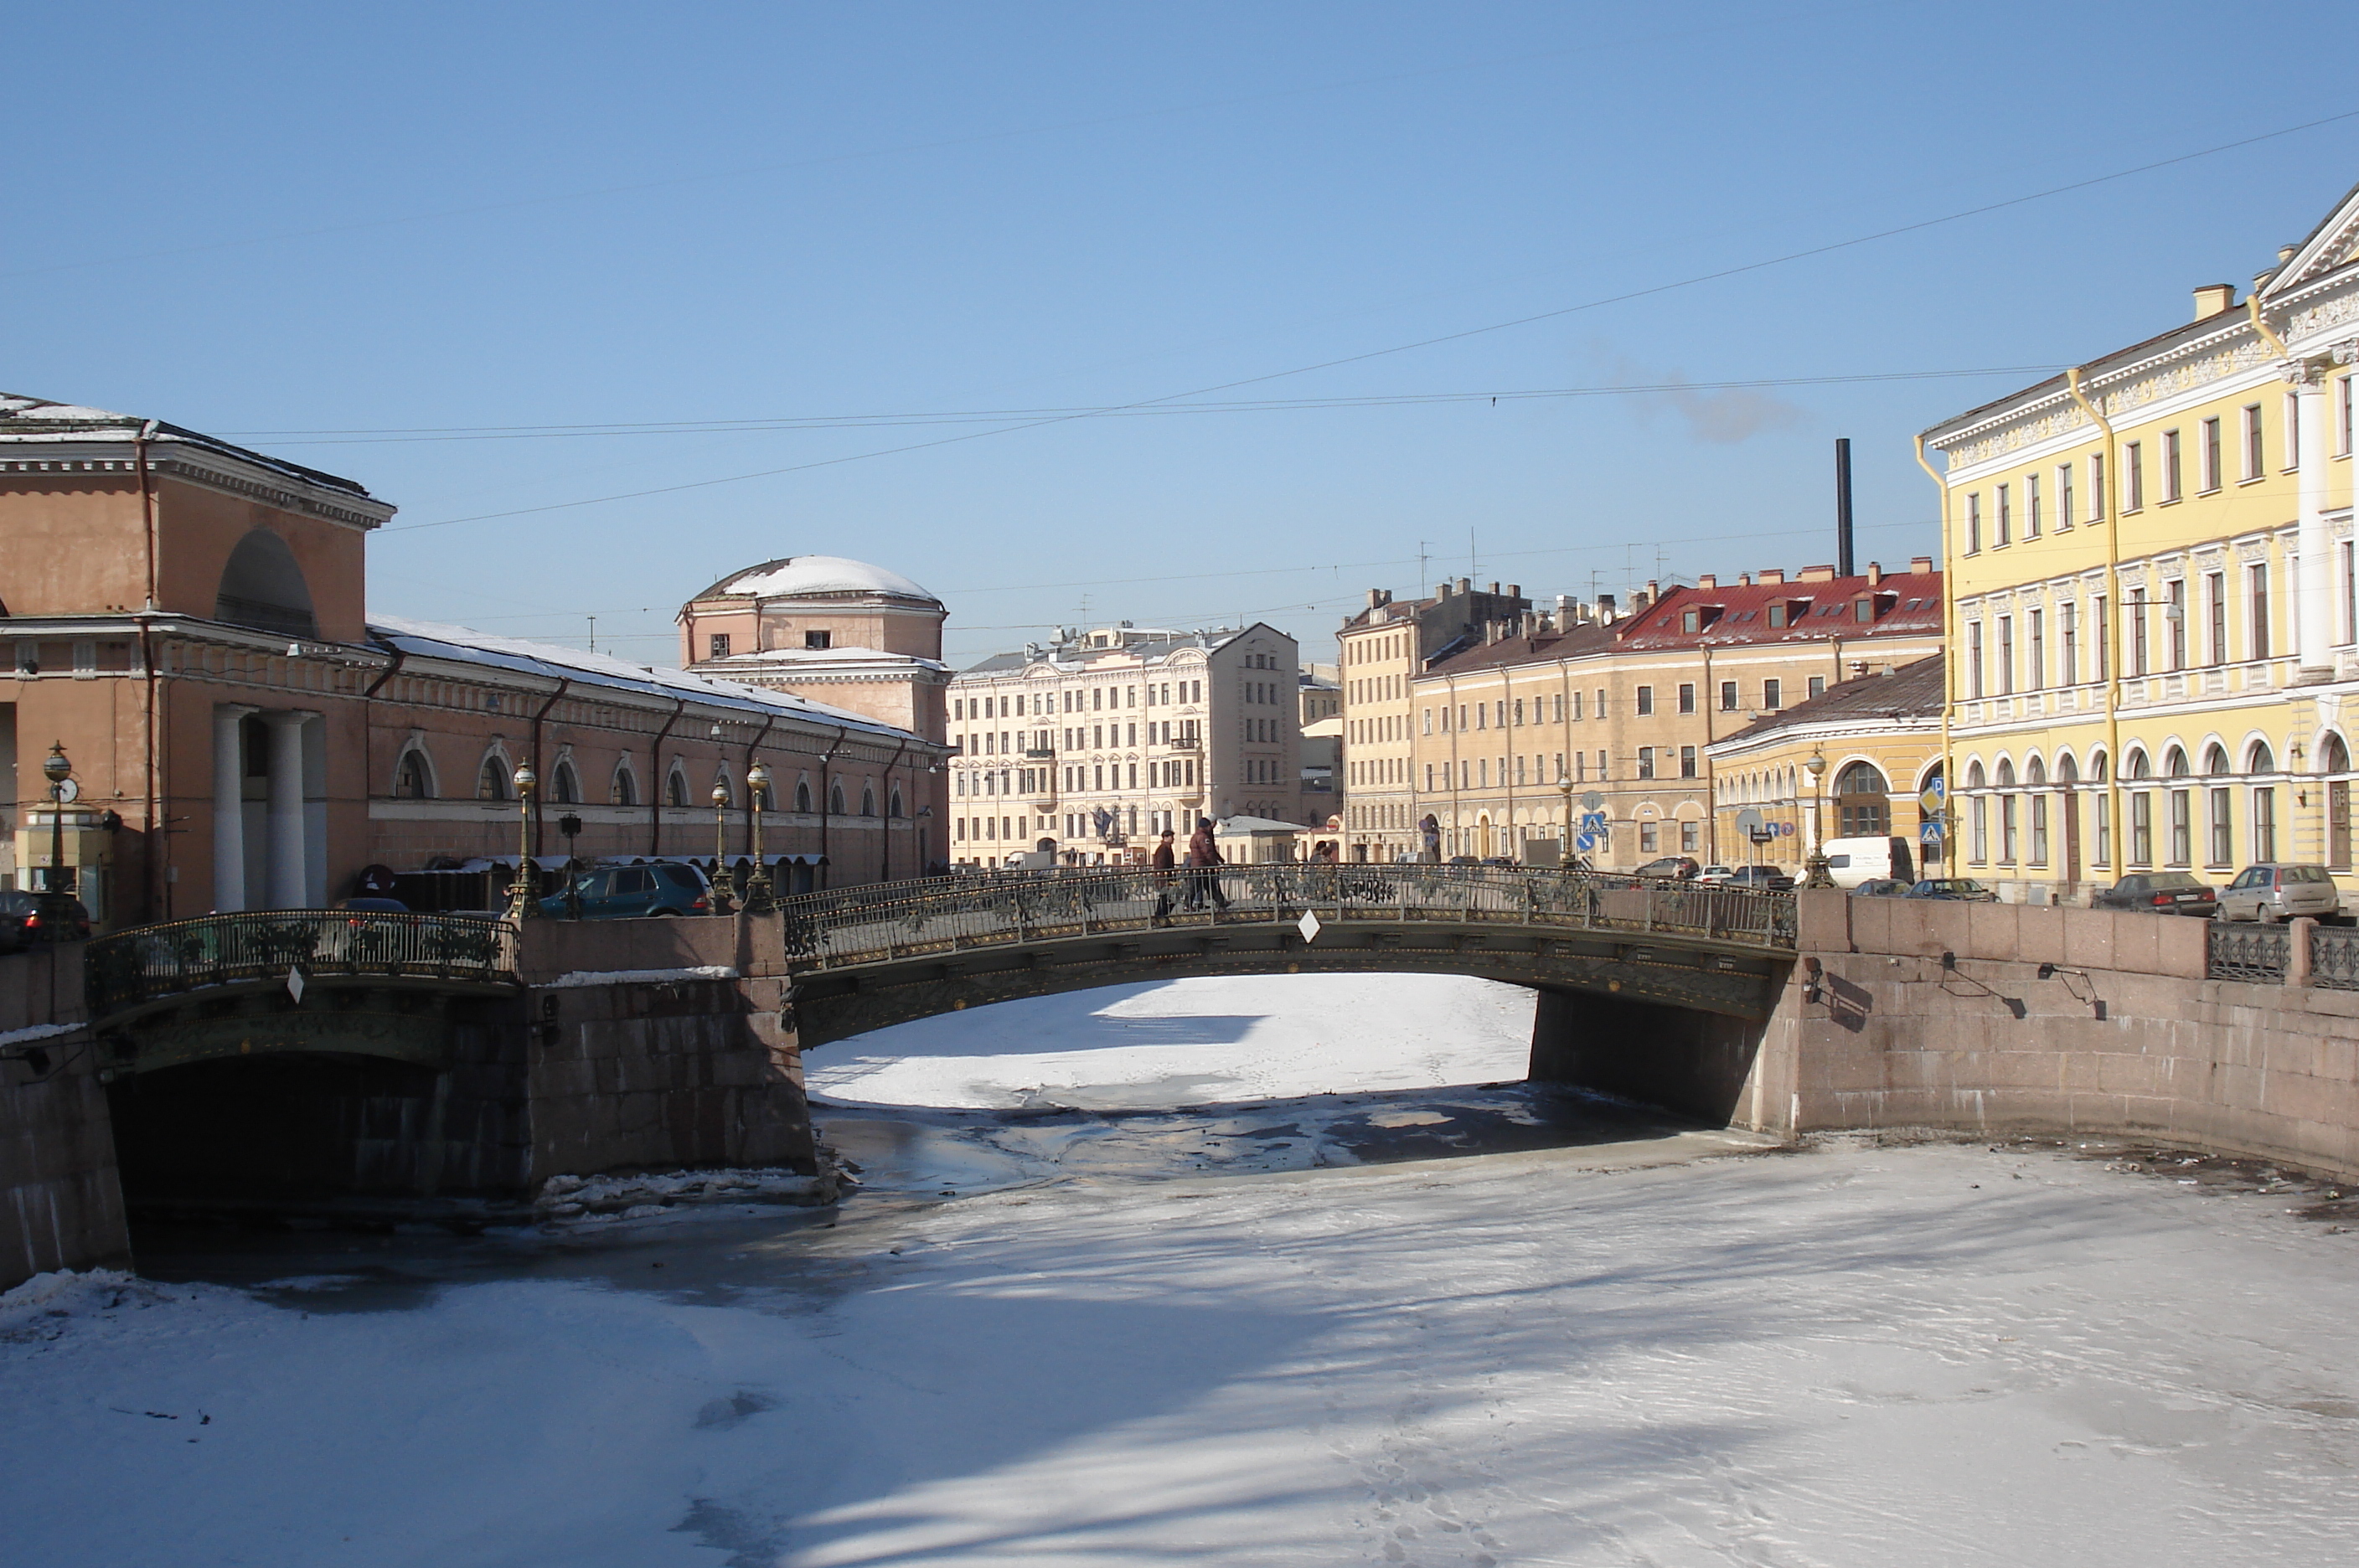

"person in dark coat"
[1184,818,1228,910]
[1150,828,1178,924]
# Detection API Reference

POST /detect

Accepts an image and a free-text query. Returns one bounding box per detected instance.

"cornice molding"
[0,440,396,530]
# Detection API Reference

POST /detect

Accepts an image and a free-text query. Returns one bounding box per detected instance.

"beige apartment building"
[1334,580,1529,862]
[1408,560,1942,868]
[946,622,1301,866]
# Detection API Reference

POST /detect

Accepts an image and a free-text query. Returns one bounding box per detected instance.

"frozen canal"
[8,975,2359,1566]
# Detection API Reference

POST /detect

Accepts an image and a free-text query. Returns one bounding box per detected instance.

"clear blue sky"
[13,2,2359,668]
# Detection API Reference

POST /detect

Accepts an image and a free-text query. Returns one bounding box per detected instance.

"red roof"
[1613,570,1941,652]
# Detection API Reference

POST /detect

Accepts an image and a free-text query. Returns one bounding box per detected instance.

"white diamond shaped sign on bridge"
[1298,910,1323,946]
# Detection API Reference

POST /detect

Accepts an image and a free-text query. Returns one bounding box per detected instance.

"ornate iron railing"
[775,864,1795,971]
[2207,921,2290,984]
[85,910,519,1018]
[2310,926,2359,991]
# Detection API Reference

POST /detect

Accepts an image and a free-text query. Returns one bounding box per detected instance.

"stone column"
[212,704,258,912]
[2291,359,2334,678]
[263,710,317,909]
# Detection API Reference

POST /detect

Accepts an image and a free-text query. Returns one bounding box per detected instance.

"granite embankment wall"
[1746,893,2359,1177]
[0,944,129,1285]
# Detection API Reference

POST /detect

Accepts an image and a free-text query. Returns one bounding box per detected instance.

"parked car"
[2090,871,2217,918]
[539,862,713,918]
[1904,878,1999,902]
[1719,865,1794,891]
[1632,856,1701,880]
[1818,834,1918,890]
[0,889,92,953]
[1694,865,1737,885]
[2215,863,2344,924]
[1850,878,1911,898]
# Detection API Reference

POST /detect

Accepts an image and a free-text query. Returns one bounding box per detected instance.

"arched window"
[395,747,434,799]
[2247,740,2275,774]
[1833,761,1888,797]
[859,784,876,818]
[2026,756,2047,787]
[889,787,905,818]
[795,778,813,813]
[2088,750,2109,784]
[2204,745,2231,776]
[665,768,689,808]
[1995,758,2016,788]
[610,763,638,807]
[1966,760,1986,789]
[480,756,512,801]
[550,760,581,804]
[214,528,317,637]
[2165,745,2190,778]
[2056,754,2078,784]
[2125,750,2150,781]
[829,781,847,815]
[2322,733,2351,773]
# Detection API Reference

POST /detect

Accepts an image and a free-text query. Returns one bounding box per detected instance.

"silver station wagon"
[2215,863,2345,924]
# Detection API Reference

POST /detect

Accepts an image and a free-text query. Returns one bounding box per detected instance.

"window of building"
[2243,404,2264,480]
[550,760,581,805]
[1719,680,1737,711]
[2168,787,2191,866]
[665,769,689,808]
[1965,493,1981,553]
[2058,462,2076,530]
[708,633,731,659]
[1763,678,1782,710]
[2088,452,2105,522]
[2200,417,2221,492]
[1996,482,2012,544]
[2095,595,2110,678]
[1807,675,1825,699]
[2026,472,2042,536]
[1635,686,1654,716]
[1593,689,1606,719]
[1680,745,1697,778]
[2340,375,2355,456]
[1639,822,1659,854]
[2162,429,2182,502]
[2207,572,2227,664]
[2166,580,2186,670]
[2027,609,2044,689]
[2253,787,2279,862]
[2287,390,2302,467]
[479,756,509,801]
[801,629,831,650]
[1998,616,2015,694]
[395,749,433,799]
[2131,587,2149,675]
[1677,683,1696,714]
[2124,441,2145,510]
[1638,746,1655,779]
[2062,601,2078,683]
[2208,787,2233,867]
[2250,564,2271,659]
[2130,790,2152,865]
[1968,622,1984,697]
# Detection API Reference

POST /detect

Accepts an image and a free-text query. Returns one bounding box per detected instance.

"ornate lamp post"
[1556,771,1577,869]
[710,781,736,913]
[1803,747,1835,889]
[42,742,74,895]
[508,761,539,920]
[744,761,775,911]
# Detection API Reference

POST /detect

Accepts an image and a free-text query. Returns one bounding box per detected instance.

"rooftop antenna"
[1417,539,1429,594]
[586,615,596,656]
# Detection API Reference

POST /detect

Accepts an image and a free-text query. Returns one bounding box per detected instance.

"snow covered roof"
[368,614,932,744]
[0,391,381,503]
[695,555,939,605]
[707,645,949,672]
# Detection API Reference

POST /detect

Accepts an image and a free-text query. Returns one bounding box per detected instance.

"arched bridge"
[775,865,1798,1050]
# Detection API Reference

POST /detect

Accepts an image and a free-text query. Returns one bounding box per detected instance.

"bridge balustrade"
[2206,921,2291,984]
[85,910,520,1019]
[776,864,1795,971]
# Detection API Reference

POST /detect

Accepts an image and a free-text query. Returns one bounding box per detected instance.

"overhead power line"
[223,367,2059,445]
[381,102,2359,536]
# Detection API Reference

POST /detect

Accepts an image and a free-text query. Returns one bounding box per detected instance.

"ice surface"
[804,972,1537,1109]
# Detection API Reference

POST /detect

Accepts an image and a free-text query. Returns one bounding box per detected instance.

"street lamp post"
[508,762,539,920]
[1803,748,1835,889]
[744,762,775,911]
[42,742,73,895]
[710,781,736,913]
[1556,772,1576,869]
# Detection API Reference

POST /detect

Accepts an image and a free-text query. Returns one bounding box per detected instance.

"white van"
[1817,835,1916,890]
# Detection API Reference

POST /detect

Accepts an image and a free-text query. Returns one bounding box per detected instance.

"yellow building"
[1704,655,1946,875]
[1923,178,2359,903]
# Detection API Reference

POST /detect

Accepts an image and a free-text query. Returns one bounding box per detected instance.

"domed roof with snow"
[695,554,938,605]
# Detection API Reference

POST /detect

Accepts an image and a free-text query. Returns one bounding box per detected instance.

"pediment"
[2261,176,2359,298]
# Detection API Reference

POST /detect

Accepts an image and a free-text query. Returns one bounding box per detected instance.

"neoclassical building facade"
[0,395,947,924]
[1924,176,2359,902]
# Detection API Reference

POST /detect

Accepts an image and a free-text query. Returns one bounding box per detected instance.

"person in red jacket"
[1184,818,1228,910]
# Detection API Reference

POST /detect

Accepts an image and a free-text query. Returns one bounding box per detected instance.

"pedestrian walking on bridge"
[1185,818,1228,910]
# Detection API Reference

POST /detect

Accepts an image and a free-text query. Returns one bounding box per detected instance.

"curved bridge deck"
[776,865,1797,1044]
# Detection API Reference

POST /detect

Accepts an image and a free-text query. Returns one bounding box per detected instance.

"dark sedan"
[0,890,92,953]
[2090,871,2217,917]
[1720,865,1794,890]
[1904,878,2000,902]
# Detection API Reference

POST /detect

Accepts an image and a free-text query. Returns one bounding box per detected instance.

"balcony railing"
[86,910,520,1020]
[776,864,1794,971]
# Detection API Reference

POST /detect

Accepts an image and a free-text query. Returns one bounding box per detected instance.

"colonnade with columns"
[211,703,324,912]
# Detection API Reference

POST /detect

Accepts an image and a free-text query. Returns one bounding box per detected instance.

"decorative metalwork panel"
[2207,922,2290,983]
[2310,926,2359,990]
[775,865,1795,972]
[86,910,519,1019]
